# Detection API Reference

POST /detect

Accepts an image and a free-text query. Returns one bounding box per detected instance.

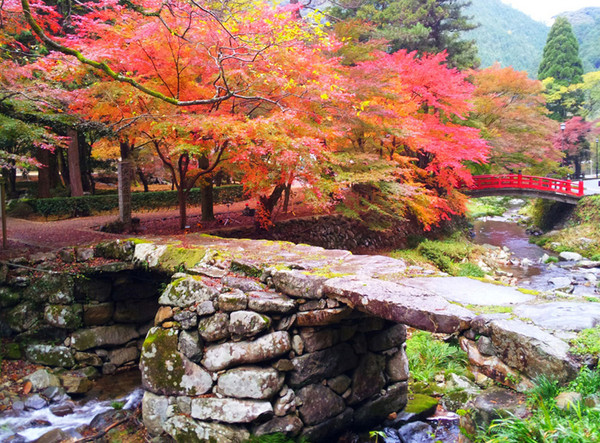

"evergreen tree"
[538,17,584,86]
[329,0,479,70]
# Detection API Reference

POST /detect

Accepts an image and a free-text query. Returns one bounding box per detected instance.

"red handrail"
[471,174,584,197]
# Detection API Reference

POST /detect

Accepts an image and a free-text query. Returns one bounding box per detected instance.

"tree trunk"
[37,148,51,198]
[178,187,188,229]
[137,167,149,192]
[57,148,69,188]
[79,134,94,194]
[67,129,84,197]
[118,140,133,230]
[48,152,60,190]
[200,180,214,221]
[259,184,286,218]
[282,183,292,213]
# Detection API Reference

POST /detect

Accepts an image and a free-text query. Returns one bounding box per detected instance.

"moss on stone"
[141,327,189,395]
[517,288,541,296]
[0,287,20,308]
[159,246,207,272]
[44,304,83,329]
[404,393,439,415]
[463,304,514,315]
[230,260,263,278]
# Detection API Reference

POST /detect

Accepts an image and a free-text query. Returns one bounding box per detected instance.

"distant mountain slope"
[559,8,600,73]
[465,0,548,76]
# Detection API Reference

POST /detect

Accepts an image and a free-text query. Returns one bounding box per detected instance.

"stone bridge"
[0,236,585,441]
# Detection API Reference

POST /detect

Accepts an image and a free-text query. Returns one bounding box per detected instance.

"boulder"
[229,311,271,338]
[24,393,48,410]
[191,397,273,423]
[173,310,197,329]
[300,328,340,353]
[24,370,60,392]
[202,331,291,371]
[559,251,583,262]
[33,429,71,443]
[6,302,41,333]
[140,327,212,396]
[464,387,528,431]
[296,308,353,327]
[271,270,327,299]
[71,325,140,351]
[60,372,94,394]
[25,345,74,368]
[75,278,112,303]
[218,367,284,399]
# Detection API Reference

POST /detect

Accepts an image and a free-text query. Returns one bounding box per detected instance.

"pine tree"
[538,17,584,86]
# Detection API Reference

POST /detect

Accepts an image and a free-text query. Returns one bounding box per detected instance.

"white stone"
[217,367,284,399]
[191,397,273,423]
[559,251,583,262]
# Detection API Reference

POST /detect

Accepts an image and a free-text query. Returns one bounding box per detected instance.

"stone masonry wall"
[141,273,409,442]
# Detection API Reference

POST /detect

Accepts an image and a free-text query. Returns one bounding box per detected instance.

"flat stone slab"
[323,277,474,333]
[404,277,534,306]
[513,302,600,332]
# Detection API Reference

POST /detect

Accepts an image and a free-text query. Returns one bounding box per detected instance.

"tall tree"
[553,116,592,178]
[538,17,584,86]
[329,0,479,69]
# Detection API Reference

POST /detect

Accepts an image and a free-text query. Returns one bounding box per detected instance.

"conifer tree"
[538,17,584,86]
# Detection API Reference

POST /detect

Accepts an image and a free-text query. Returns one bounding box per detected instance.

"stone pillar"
[118,160,132,230]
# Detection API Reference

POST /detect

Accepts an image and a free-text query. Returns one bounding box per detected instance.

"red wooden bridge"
[466,174,584,204]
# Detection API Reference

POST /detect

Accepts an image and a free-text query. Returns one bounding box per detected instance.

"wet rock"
[24,394,48,410]
[288,343,358,388]
[25,345,74,368]
[178,329,203,362]
[24,370,60,392]
[297,384,345,425]
[354,381,408,426]
[271,270,327,299]
[191,397,273,423]
[158,275,219,308]
[202,331,292,371]
[60,372,93,394]
[83,303,114,326]
[140,327,212,396]
[253,414,303,437]
[50,402,75,417]
[397,421,435,443]
[218,366,284,399]
[163,414,249,442]
[549,277,573,288]
[465,387,528,430]
[198,313,230,342]
[446,373,480,396]
[42,386,67,402]
[247,291,296,313]
[348,352,386,404]
[71,325,140,351]
[89,409,131,431]
[367,324,406,352]
[142,391,170,435]
[32,428,71,443]
[218,290,248,311]
[43,304,82,329]
[229,311,271,338]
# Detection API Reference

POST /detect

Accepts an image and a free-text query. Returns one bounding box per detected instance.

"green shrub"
[457,263,485,278]
[10,185,245,219]
[406,331,469,384]
[416,240,473,275]
[570,326,600,357]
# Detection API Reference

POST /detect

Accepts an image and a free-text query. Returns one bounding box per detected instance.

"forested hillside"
[465,0,547,76]
[560,8,600,73]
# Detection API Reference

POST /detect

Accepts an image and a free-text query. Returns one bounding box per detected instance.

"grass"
[570,326,600,357]
[478,367,600,443]
[406,331,469,385]
[467,197,513,219]
[463,304,514,315]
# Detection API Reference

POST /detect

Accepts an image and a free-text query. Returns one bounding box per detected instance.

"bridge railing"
[471,174,584,197]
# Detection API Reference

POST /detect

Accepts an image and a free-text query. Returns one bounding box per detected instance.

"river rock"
[397,421,435,443]
[178,330,203,362]
[348,352,386,404]
[271,270,327,299]
[71,325,140,351]
[24,394,48,410]
[198,313,230,342]
[202,331,292,371]
[229,311,271,338]
[247,291,296,313]
[158,275,219,308]
[555,392,582,410]
[253,414,303,437]
[60,372,93,394]
[191,397,273,423]
[297,384,345,425]
[25,345,74,368]
[559,251,583,262]
[465,387,528,430]
[140,327,212,396]
[218,290,248,311]
[513,302,600,332]
[163,414,250,442]
[142,391,170,435]
[549,277,573,288]
[288,343,358,387]
[218,367,284,399]
[32,428,72,443]
[43,304,82,329]
[24,370,60,392]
